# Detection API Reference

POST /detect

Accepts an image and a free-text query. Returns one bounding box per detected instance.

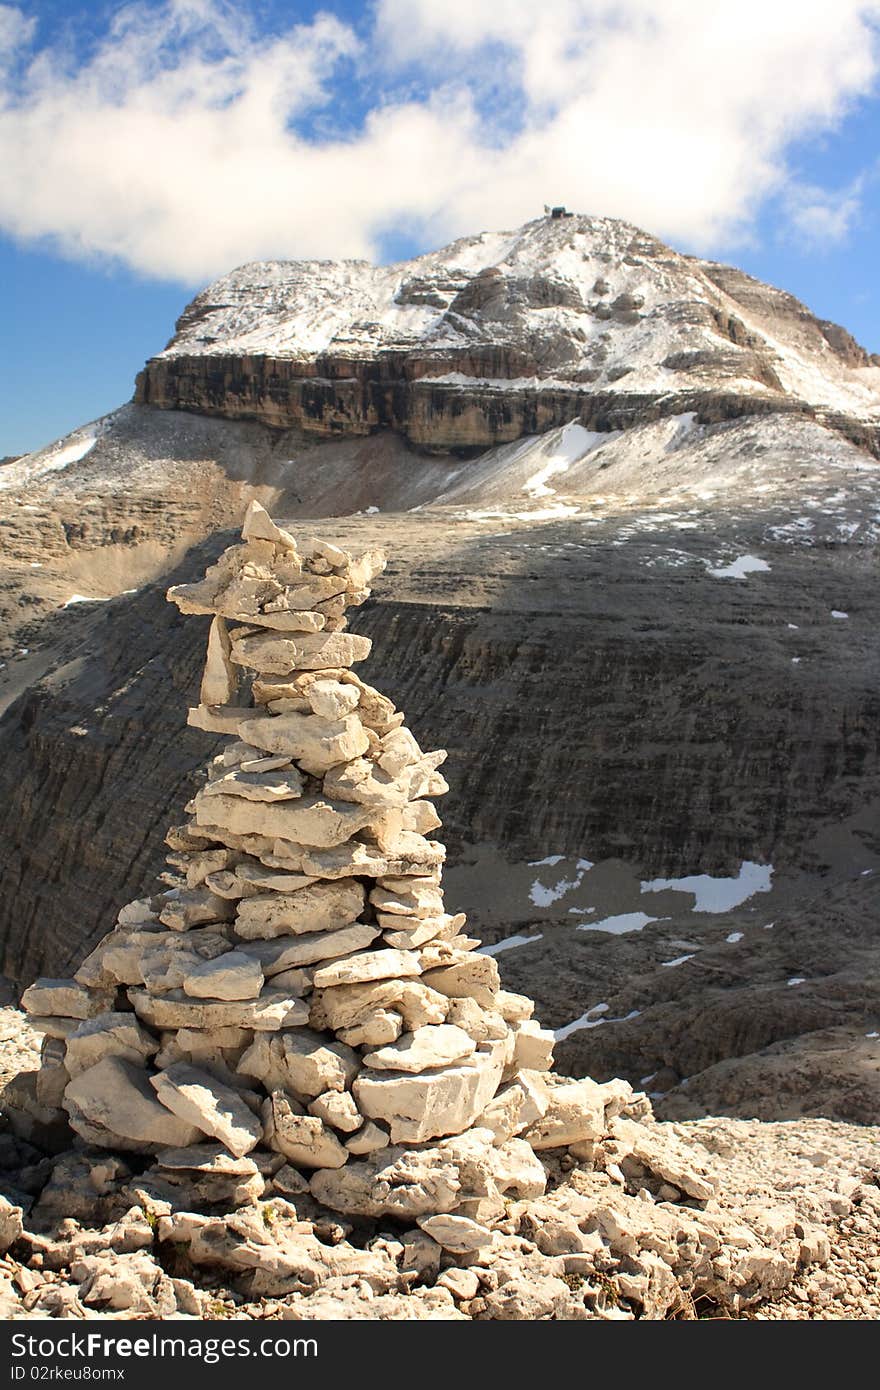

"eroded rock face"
[133,215,880,454]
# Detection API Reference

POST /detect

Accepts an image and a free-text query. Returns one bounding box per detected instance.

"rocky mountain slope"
[1,213,878,1131]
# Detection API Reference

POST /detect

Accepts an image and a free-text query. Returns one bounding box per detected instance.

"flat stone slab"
[234,880,365,939]
[312,948,422,988]
[354,1047,504,1143]
[236,923,378,973]
[151,1064,263,1157]
[193,790,377,849]
[129,987,308,1031]
[21,979,114,1021]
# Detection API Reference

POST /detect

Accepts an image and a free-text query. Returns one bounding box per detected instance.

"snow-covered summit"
[153,213,880,426]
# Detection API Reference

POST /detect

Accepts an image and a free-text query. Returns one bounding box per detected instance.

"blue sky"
[2,0,879,457]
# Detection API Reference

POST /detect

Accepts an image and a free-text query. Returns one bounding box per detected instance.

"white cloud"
[0,0,878,281]
[784,175,868,247]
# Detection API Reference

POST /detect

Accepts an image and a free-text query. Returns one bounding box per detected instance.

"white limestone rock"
[21,979,114,1021]
[201,767,305,802]
[187,704,255,736]
[354,1046,504,1143]
[421,956,501,1009]
[305,680,360,719]
[182,951,264,1001]
[345,1120,390,1155]
[363,1025,476,1074]
[281,1029,360,1098]
[233,864,317,893]
[231,630,371,674]
[158,889,234,932]
[199,616,237,707]
[311,949,422,989]
[337,1010,404,1048]
[234,879,365,939]
[510,1019,555,1072]
[237,921,378,970]
[476,1070,550,1142]
[521,1078,607,1151]
[311,979,449,1034]
[308,1090,362,1134]
[297,840,443,880]
[193,788,377,849]
[65,1013,160,1080]
[64,1057,203,1152]
[369,882,445,919]
[381,913,465,949]
[240,500,298,551]
[129,987,308,1032]
[150,1064,263,1158]
[417,1214,493,1253]
[262,1093,348,1169]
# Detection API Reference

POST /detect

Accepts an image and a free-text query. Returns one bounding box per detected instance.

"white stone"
[305,680,360,719]
[421,956,500,1008]
[201,767,304,802]
[151,1064,263,1157]
[64,1057,204,1151]
[65,1013,160,1080]
[521,1078,607,1151]
[308,1090,362,1134]
[417,1214,493,1253]
[362,1025,476,1073]
[21,979,114,1020]
[231,631,371,674]
[311,979,449,1033]
[262,1093,348,1169]
[237,922,378,969]
[234,880,365,939]
[158,889,234,932]
[200,616,237,706]
[241,500,297,550]
[511,1019,555,1072]
[281,1029,360,1098]
[312,949,422,988]
[194,788,376,848]
[354,1047,504,1143]
[369,882,445,918]
[345,1120,390,1155]
[129,987,308,1031]
[182,951,264,1001]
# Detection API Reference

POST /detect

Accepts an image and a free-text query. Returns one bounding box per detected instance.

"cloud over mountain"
[0,0,878,281]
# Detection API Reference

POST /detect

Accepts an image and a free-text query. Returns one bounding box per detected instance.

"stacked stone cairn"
[21,503,648,1233]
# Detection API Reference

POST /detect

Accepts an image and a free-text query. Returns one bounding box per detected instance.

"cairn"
[19,503,648,1225]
